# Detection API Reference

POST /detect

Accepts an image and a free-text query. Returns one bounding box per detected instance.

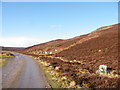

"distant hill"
[1,46,24,51]
[22,24,118,55]
[22,33,88,55]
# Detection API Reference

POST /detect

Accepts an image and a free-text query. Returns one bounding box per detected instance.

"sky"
[1,2,118,47]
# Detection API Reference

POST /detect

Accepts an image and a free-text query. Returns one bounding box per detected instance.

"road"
[2,53,49,88]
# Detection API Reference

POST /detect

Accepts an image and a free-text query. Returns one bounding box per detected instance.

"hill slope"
[22,34,88,55]
[55,24,119,73]
[21,24,119,88]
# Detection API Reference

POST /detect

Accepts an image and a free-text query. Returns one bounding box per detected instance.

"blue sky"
[1,2,118,47]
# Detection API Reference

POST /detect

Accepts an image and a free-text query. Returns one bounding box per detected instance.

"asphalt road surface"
[2,53,49,88]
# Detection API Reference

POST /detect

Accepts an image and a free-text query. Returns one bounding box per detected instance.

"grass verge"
[34,59,64,88]
[0,51,15,67]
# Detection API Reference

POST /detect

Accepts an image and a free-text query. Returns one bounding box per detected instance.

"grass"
[34,59,64,88]
[0,51,15,67]
[42,67,62,88]
[0,57,10,67]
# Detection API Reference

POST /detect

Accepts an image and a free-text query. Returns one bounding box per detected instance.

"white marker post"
[99,65,107,74]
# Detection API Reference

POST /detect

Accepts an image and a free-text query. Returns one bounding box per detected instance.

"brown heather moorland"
[21,24,119,89]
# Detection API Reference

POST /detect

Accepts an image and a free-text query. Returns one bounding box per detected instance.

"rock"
[70,81,76,87]
[52,77,57,81]
[45,51,47,54]
[49,52,52,54]
[74,60,77,62]
[55,66,60,70]
[98,49,102,52]
[62,76,67,80]
[49,66,53,68]
[76,85,81,88]
[44,62,50,66]
[99,65,107,74]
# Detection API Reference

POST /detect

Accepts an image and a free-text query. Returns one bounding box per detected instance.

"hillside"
[22,24,118,57]
[55,24,119,73]
[22,34,88,55]
[21,24,119,88]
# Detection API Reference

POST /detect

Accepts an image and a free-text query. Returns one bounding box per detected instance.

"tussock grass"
[0,51,15,67]
[35,59,63,88]
[0,57,10,67]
